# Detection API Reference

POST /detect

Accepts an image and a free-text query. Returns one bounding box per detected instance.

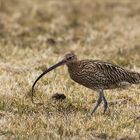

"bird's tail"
[130,72,140,84]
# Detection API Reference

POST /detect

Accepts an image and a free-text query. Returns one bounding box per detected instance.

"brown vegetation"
[0,0,140,139]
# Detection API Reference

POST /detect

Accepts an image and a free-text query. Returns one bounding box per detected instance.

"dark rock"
[52,93,66,101]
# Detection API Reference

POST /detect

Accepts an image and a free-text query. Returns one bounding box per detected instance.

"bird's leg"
[91,89,103,115]
[102,93,108,114]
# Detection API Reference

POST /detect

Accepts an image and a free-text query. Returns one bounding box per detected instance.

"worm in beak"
[31,59,66,103]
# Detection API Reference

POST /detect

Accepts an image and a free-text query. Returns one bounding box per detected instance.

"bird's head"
[31,52,77,103]
[64,52,77,64]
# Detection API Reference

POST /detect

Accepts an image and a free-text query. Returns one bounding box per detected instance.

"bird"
[31,52,140,115]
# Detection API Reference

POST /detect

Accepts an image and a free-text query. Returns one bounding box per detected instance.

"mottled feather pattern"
[130,72,140,84]
[67,60,140,90]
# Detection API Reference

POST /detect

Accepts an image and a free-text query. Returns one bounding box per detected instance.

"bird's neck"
[66,61,79,72]
[67,62,75,68]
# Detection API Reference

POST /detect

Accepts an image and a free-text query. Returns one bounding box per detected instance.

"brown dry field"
[0,0,140,139]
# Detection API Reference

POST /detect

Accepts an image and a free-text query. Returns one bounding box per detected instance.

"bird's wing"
[81,60,132,84]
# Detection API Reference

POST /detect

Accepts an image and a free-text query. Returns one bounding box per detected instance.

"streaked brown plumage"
[32,52,140,114]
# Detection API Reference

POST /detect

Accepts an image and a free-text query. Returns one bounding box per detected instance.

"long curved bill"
[31,59,66,103]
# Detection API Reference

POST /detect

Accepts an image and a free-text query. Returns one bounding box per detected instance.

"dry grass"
[0,0,140,139]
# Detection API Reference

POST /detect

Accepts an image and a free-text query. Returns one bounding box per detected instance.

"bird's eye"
[68,56,72,60]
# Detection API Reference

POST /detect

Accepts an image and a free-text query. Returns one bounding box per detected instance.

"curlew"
[32,52,140,114]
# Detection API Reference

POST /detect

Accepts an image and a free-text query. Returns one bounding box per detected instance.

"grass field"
[0,0,140,139]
